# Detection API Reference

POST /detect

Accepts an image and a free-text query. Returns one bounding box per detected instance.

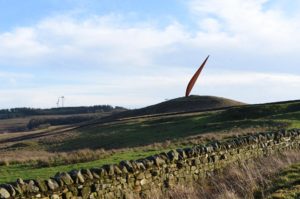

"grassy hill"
[110,95,245,119]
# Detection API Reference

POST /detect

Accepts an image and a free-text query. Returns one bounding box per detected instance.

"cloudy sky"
[0,0,300,108]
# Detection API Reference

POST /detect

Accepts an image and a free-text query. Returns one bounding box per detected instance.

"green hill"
[108,95,245,119]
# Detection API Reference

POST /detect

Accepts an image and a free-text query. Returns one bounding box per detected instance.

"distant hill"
[0,105,127,120]
[113,95,246,119]
[0,105,127,133]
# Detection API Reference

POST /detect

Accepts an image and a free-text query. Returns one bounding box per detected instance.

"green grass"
[53,113,282,151]
[53,113,213,151]
[268,111,300,129]
[0,147,172,184]
[269,163,300,199]
[53,101,300,151]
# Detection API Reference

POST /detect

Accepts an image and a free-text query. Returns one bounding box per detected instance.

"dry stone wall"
[1,129,300,199]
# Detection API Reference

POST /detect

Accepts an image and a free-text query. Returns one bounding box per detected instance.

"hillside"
[110,95,245,119]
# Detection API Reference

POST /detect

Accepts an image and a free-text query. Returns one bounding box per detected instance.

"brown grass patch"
[0,148,112,167]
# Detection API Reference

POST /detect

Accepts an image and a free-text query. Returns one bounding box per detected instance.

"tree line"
[0,105,126,119]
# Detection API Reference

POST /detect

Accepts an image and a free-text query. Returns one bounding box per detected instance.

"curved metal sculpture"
[185,55,209,97]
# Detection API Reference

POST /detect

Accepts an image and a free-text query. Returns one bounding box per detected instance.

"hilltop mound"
[137,95,245,114]
[115,95,246,118]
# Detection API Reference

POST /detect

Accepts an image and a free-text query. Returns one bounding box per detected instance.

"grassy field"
[268,163,300,198]
[0,147,176,183]
[0,97,299,184]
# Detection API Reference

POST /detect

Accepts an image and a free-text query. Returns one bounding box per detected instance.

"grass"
[149,151,300,199]
[0,147,171,184]
[53,113,215,151]
[52,104,296,151]
[0,117,30,132]
[268,163,300,198]
[268,111,300,129]
[120,95,245,117]
[0,112,113,133]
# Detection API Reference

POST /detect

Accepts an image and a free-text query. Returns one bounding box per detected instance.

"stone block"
[62,191,73,199]
[46,179,59,191]
[35,179,48,192]
[69,170,85,184]
[1,184,15,197]
[81,169,93,180]
[167,150,179,161]
[80,186,91,199]
[102,165,114,176]
[0,187,10,199]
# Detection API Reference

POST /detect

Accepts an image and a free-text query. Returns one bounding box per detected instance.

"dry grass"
[36,148,114,167]
[150,150,300,199]
[0,148,113,167]
[179,126,273,145]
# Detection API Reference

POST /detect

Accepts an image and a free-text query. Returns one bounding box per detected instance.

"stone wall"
[1,129,300,199]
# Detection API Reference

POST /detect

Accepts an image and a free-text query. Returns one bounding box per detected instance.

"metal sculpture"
[185,55,209,97]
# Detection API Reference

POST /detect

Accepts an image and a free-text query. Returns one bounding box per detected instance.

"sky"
[1,0,300,109]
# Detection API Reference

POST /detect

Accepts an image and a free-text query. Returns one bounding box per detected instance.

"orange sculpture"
[185,55,209,97]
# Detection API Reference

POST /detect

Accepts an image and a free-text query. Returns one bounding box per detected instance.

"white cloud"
[0,28,51,65]
[188,0,300,54]
[1,1,300,68]
[0,15,188,68]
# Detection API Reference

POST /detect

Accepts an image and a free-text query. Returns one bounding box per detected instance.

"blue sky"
[0,0,300,108]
